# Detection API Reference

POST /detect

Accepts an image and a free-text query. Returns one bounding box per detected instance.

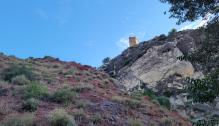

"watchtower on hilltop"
[129,36,139,47]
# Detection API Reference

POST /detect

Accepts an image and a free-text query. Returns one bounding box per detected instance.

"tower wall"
[129,37,138,47]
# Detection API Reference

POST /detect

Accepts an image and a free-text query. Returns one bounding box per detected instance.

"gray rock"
[117,42,194,90]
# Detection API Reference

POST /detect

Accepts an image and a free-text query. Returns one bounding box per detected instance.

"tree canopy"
[179,18,219,103]
[160,0,219,24]
[160,0,219,103]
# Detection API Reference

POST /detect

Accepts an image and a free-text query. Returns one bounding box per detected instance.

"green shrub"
[74,77,81,82]
[0,100,13,116]
[168,28,177,36]
[11,75,30,85]
[111,96,124,102]
[72,83,93,93]
[23,98,39,112]
[64,69,77,76]
[48,109,76,126]
[142,90,156,99]
[132,90,171,109]
[160,118,173,126]
[124,59,131,66]
[0,113,34,126]
[52,87,76,104]
[128,119,144,126]
[131,90,157,100]
[73,109,86,122]
[151,99,160,106]
[91,113,101,124]
[102,57,111,65]
[148,122,156,126]
[0,86,8,97]
[75,100,90,109]
[131,91,144,100]
[1,64,34,82]
[53,64,60,68]
[23,82,48,100]
[125,99,141,109]
[156,96,171,109]
[112,96,141,109]
[158,34,167,41]
[163,91,174,97]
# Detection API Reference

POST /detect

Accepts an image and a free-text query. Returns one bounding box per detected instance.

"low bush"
[158,34,167,41]
[131,90,157,100]
[23,82,48,100]
[102,57,111,65]
[91,113,101,124]
[163,90,174,97]
[63,69,77,76]
[73,109,86,122]
[156,96,171,109]
[23,98,39,112]
[112,96,141,109]
[1,64,34,82]
[72,83,93,93]
[11,75,30,85]
[48,109,76,126]
[52,87,77,104]
[0,101,13,116]
[112,96,124,103]
[128,118,144,126]
[131,90,171,109]
[142,90,156,99]
[148,122,156,126]
[0,113,34,126]
[0,87,8,97]
[75,100,90,109]
[131,91,144,100]
[168,28,177,36]
[126,99,141,109]
[123,59,131,66]
[160,118,173,126]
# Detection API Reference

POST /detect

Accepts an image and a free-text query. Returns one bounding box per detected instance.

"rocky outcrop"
[101,29,216,121]
[117,42,194,90]
[102,30,202,91]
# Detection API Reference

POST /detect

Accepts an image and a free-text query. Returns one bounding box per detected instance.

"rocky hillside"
[0,53,191,126]
[101,29,219,122]
[102,29,203,90]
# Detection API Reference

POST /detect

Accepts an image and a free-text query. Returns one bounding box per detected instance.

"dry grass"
[159,117,175,126]
[0,113,34,126]
[112,96,141,109]
[128,118,144,126]
[72,83,94,93]
[48,108,76,126]
[0,101,13,115]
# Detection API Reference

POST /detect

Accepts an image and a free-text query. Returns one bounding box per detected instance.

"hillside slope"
[0,54,191,126]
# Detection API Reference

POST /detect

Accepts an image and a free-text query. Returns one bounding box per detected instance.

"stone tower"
[129,36,138,47]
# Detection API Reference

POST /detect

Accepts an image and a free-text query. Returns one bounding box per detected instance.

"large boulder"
[117,42,194,90]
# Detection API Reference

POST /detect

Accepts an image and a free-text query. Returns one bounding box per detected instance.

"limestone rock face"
[117,42,194,90]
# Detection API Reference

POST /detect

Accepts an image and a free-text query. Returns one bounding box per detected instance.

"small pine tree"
[168,28,177,36]
[102,57,111,65]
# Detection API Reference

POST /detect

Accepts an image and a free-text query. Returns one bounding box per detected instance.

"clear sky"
[0,0,194,67]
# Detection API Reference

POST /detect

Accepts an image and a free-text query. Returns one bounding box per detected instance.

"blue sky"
[0,0,197,67]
